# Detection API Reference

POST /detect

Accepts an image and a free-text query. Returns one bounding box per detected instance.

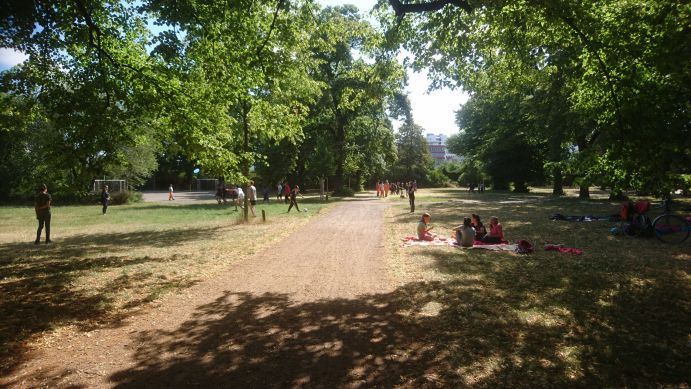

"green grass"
[0,196,332,374]
[384,188,690,387]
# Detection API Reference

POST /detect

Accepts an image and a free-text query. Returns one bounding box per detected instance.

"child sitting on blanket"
[471,214,487,240]
[417,213,436,241]
[481,216,504,243]
[452,217,475,247]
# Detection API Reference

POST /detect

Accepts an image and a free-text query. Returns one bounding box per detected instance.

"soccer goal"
[195,178,219,191]
[93,179,127,193]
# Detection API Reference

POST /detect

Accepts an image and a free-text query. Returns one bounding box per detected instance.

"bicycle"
[625,198,690,243]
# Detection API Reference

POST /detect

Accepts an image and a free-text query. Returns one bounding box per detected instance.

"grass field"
[384,188,690,387]
[0,196,332,374]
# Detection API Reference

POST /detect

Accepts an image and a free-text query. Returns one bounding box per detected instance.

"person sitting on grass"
[452,217,475,247]
[471,213,487,240]
[481,216,504,243]
[417,212,436,241]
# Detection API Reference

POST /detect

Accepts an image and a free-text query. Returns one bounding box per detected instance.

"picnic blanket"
[401,236,517,251]
[401,236,455,247]
[549,213,613,222]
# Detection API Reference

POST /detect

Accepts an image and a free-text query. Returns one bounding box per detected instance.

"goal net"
[195,178,219,191]
[93,179,127,193]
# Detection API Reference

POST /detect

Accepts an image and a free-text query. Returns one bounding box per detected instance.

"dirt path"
[5,197,422,388]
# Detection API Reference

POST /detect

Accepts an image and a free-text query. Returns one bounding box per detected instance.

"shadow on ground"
[105,261,689,388]
[0,227,220,376]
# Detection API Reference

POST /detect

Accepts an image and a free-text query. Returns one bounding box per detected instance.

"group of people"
[376,180,418,212]
[417,212,505,247]
[276,182,304,212]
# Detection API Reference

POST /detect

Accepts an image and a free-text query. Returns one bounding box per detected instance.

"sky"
[0,0,467,136]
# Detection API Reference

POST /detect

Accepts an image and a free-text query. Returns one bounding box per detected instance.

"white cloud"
[0,48,28,69]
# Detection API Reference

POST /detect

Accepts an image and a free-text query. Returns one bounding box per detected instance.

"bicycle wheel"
[624,215,651,237]
[652,214,689,244]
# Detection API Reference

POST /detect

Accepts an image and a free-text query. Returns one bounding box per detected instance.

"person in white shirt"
[248,181,257,217]
[236,186,245,211]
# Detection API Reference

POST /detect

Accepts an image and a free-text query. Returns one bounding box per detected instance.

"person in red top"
[283,181,291,204]
[481,216,504,243]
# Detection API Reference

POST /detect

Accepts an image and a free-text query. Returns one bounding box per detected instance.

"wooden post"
[262,209,266,222]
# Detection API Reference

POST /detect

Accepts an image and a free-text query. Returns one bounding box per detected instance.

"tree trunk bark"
[242,101,250,222]
[552,167,565,196]
[579,185,590,199]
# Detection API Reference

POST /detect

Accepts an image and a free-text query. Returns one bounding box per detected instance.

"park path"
[6,197,404,388]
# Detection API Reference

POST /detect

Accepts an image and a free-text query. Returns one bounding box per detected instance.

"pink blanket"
[401,236,517,251]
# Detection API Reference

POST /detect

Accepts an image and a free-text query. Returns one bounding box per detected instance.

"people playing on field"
[417,212,435,241]
[168,184,175,201]
[452,217,475,247]
[481,216,504,243]
[384,180,390,197]
[471,213,487,240]
[287,185,302,213]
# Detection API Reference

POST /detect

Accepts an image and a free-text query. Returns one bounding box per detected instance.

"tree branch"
[255,0,285,60]
[72,0,175,99]
[388,0,472,17]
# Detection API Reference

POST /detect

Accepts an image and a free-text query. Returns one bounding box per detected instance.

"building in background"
[426,133,462,165]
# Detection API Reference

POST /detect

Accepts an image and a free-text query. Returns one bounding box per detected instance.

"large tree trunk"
[333,120,346,192]
[579,184,590,199]
[242,101,250,222]
[552,167,565,196]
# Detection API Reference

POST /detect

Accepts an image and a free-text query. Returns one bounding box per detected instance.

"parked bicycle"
[624,198,690,243]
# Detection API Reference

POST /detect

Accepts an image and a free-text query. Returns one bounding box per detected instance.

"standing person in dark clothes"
[283,182,291,204]
[34,184,52,244]
[287,185,302,213]
[408,181,416,213]
[101,185,110,215]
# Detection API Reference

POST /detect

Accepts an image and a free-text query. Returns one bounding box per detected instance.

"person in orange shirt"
[384,180,390,197]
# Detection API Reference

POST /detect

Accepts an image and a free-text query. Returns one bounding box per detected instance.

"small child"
[481,216,504,243]
[471,213,487,240]
[417,212,435,241]
[453,217,475,247]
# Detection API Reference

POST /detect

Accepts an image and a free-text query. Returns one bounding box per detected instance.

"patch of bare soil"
[4,198,445,388]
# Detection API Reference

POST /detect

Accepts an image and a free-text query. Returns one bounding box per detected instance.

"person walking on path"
[287,185,302,213]
[168,184,175,201]
[34,184,52,244]
[277,182,283,201]
[408,181,416,212]
[101,185,110,215]
[248,181,257,217]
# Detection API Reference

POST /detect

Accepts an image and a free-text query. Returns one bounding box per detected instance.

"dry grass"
[0,197,334,374]
[384,188,690,387]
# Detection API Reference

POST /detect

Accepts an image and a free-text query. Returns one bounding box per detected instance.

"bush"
[333,187,355,197]
[110,191,143,205]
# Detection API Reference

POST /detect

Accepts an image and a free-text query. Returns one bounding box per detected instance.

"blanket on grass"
[401,236,516,251]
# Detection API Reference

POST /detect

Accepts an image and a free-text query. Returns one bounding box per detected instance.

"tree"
[379,0,690,196]
[1,1,165,199]
[145,0,321,220]
[299,5,405,194]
